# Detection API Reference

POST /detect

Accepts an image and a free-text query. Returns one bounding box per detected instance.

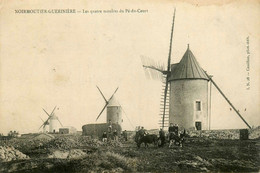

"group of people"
[102,130,128,142]
[101,121,180,146]
[135,123,180,147]
[102,120,128,142]
[158,123,179,147]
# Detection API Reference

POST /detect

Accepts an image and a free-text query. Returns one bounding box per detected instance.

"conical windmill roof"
[169,45,209,81]
[107,96,120,107]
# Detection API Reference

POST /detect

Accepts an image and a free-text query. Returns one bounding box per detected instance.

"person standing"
[173,124,179,136]
[102,131,107,142]
[123,130,128,141]
[159,128,166,147]
[168,123,174,133]
[168,123,175,141]
[108,120,112,132]
[113,129,118,141]
[107,119,113,140]
[139,127,146,137]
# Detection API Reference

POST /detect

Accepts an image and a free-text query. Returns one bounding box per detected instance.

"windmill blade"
[50,106,57,116]
[162,9,176,129]
[42,108,50,116]
[167,8,176,72]
[39,123,45,130]
[43,123,47,129]
[107,87,119,102]
[96,102,109,121]
[44,116,51,125]
[141,55,166,82]
[96,86,108,103]
[39,117,45,123]
[42,116,51,129]
[95,87,119,121]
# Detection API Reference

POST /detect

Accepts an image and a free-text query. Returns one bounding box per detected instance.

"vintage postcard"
[0,0,259,172]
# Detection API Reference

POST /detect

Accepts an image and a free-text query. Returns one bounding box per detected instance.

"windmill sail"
[141,9,176,129]
[96,86,108,103]
[96,102,109,121]
[162,8,176,129]
[141,55,166,82]
[95,87,119,121]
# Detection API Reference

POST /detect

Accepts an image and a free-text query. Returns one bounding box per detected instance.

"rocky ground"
[0,132,259,172]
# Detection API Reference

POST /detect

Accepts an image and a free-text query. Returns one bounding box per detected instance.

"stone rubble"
[0,146,29,162]
[48,149,87,159]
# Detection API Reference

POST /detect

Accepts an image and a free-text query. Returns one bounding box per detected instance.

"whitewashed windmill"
[142,9,251,130]
[39,106,63,133]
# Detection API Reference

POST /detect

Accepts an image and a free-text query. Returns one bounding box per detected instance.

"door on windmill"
[195,121,202,130]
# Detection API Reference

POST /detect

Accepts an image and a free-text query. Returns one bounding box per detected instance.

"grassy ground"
[0,135,259,172]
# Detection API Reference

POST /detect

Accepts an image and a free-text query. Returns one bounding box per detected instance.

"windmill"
[95,86,122,125]
[142,9,251,130]
[82,86,122,137]
[40,106,63,133]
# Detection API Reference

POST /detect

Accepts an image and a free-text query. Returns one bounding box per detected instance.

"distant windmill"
[40,106,63,133]
[96,86,122,125]
[142,9,251,130]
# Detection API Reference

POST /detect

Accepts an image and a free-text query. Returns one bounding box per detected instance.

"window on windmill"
[196,101,201,111]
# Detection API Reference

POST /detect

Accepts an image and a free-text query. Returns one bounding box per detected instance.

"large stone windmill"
[142,9,251,130]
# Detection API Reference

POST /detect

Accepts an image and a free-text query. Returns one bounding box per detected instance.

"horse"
[168,129,186,148]
[135,131,158,148]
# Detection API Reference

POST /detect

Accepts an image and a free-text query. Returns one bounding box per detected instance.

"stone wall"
[187,127,260,139]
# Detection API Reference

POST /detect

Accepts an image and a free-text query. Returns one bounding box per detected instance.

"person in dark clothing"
[113,129,118,141]
[159,128,166,147]
[139,127,146,137]
[107,120,112,133]
[168,123,175,133]
[123,130,128,141]
[173,124,179,136]
[168,123,175,141]
[102,131,107,142]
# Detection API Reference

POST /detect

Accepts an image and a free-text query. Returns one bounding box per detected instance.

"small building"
[82,123,122,139]
[59,126,77,134]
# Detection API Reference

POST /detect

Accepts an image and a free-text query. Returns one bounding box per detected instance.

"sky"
[0,0,259,135]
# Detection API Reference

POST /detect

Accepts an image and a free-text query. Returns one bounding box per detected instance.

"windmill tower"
[142,9,251,130]
[169,45,210,130]
[40,106,63,133]
[96,86,122,125]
